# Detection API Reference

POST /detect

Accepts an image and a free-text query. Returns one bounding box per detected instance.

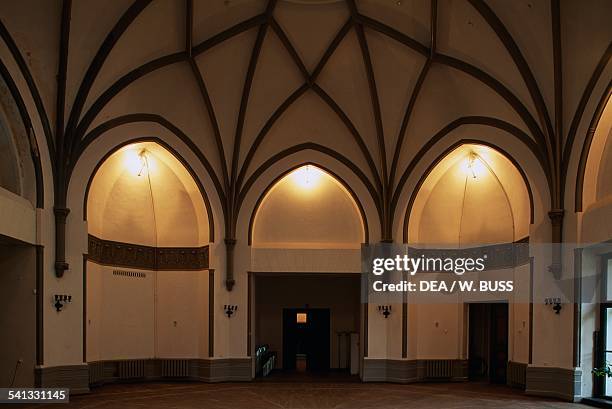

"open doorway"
[0,238,36,388]
[253,274,360,380]
[468,302,508,384]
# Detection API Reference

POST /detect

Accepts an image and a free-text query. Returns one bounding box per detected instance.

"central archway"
[249,164,365,378]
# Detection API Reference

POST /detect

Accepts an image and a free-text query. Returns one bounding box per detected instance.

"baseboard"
[87,358,252,386]
[362,359,468,383]
[35,364,90,395]
[190,358,252,382]
[525,366,582,402]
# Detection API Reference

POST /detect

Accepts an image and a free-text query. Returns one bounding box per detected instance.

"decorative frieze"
[407,239,530,271]
[88,234,209,271]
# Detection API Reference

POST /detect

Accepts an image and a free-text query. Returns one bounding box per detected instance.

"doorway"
[468,302,509,383]
[597,253,612,398]
[253,274,361,378]
[282,308,330,372]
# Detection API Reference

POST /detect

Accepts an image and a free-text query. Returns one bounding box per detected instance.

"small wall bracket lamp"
[54,294,72,312]
[224,305,237,318]
[378,305,392,319]
[545,297,562,314]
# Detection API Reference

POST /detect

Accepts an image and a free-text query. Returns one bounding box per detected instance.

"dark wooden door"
[468,302,508,383]
[489,303,508,384]
[282,308,330,372]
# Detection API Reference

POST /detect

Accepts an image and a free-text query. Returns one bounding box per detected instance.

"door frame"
[596,252,612,398]
[249,272,363,376]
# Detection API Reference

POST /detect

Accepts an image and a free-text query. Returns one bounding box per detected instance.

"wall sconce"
[378,305,391,318]
[224,305,237,318]
[545,297,562,314]
[54,294,72,312]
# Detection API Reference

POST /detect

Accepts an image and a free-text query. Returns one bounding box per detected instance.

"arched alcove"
[582,95,612,212]
[85,141,212,367]
[250,164,366,248]
[0,76,37,207]
[87,141,210,247]
[407,143,531,245]
[580,94,612,244]
[0,75,40,388]
[404,143,532,369]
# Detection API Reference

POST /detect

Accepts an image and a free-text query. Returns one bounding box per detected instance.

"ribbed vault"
[0,0,610,282]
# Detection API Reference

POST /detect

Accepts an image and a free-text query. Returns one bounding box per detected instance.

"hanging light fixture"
[137,149,149,177]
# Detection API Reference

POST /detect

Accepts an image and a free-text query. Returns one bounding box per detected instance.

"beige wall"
[86,261,209,362]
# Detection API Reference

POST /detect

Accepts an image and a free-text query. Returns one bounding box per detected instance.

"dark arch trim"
[72,113,226,207]
[391,116,548,221]
[246,162,369,246]
[0,58,44,208]
[575,83,612,212]
[402,139,535,243]
[82,136,215,243]
[237,142,381,217]
[0,22,55,171]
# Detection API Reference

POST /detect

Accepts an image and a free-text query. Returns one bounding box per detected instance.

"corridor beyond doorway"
[253,274,361,378]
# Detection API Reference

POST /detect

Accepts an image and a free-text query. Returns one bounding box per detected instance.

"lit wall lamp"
[224,305,238,318]
[378,305,392,319]
[54,294,72,312]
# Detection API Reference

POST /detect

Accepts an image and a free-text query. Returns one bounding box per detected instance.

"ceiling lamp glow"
[124,146,152,177]
[290,165,323,189]
[461,152,486,179]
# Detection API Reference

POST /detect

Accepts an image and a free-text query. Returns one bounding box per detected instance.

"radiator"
[425,360,453,378]
[161,359,190,377]
[118,360,146,379]
[88,361,105,384]
[507,361,526,387]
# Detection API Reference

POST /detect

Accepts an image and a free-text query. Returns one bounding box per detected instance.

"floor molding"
[35,364,90,394]
[361,359,468,383]
[525,365,582,402]
[88,358,252,387]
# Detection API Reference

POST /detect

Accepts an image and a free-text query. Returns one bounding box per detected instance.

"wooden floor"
[18,381,591,409]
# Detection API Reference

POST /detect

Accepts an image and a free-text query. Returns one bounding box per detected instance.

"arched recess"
[83,137,214,243]
[249,163,367,248]
[0,71,40,388]
[576,88,612,213]
[403,141,533,367]
[405,142,533,245]
[577,88,612,244]
[0,71,40,207]
[236,143,381,245]
[84,140,213,367]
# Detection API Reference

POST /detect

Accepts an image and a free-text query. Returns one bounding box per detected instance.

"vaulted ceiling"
[0,0,610,240]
